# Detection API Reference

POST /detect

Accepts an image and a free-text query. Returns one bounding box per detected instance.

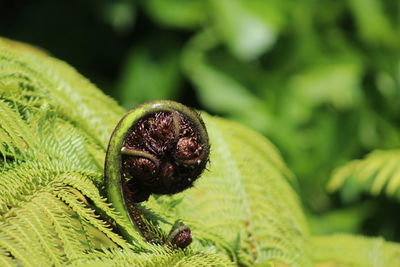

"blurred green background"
[1,0,399,241]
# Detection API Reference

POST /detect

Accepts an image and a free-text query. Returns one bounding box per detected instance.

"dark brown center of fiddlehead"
[121,110,209,203]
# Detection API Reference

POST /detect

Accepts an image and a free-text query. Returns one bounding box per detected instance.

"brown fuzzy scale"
[123,191,157,244]
[172,228,192,249]
[121,111,208,202]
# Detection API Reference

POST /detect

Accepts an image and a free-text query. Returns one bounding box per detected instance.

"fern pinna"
[1,37,400,267]
[329,150,400,201]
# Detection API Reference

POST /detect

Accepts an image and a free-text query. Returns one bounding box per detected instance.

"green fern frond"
[32,192,90,261]
[0,161,60,213]
[19,201,65,265]
[54,187,132,249]
[311,234,400,266]
[0,38,124,149]
[0,100,39,159]
[0,249,15,267]
[0,192,72,266]
[0,38,147,266]
[328,149,400,199]
[36,116,103,171]
[67,247,235,267]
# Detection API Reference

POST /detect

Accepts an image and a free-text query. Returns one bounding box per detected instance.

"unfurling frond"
[328,150,400,200]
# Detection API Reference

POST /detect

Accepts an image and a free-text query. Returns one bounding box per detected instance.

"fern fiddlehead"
[104,100,210,248]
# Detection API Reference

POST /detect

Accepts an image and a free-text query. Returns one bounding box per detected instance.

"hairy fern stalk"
[1,37,400,267]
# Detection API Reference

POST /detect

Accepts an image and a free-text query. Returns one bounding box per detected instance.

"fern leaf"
[20,202,65,265]
[67,248,235,267]
[0,161,59,213]
[32,192,88,261]
[0,100,38,159]
[328,149,400,199]
[0,192,65,266]
[311,234,400,266]
[54,187,131,249]
[0,237,38,267]
[0,38,124,149]
[56,172,148,247]
[0,252,15,267]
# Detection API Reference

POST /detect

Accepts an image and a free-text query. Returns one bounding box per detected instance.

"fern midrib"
[209,119,259,262]
[33,193,84,261]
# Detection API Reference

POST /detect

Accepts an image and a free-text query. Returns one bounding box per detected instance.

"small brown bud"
[172,228,192,249]
[174,137,202,162]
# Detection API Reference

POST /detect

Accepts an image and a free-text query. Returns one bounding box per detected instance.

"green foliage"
[0,38,232,266]
[4,0,398,220]
[1,34,400,265]
[111,0,400,216]
[147,115,309,266]
[67,248,234,267]
[2,0,400,264]
[329,150,400,202]
[311,234,400,266]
